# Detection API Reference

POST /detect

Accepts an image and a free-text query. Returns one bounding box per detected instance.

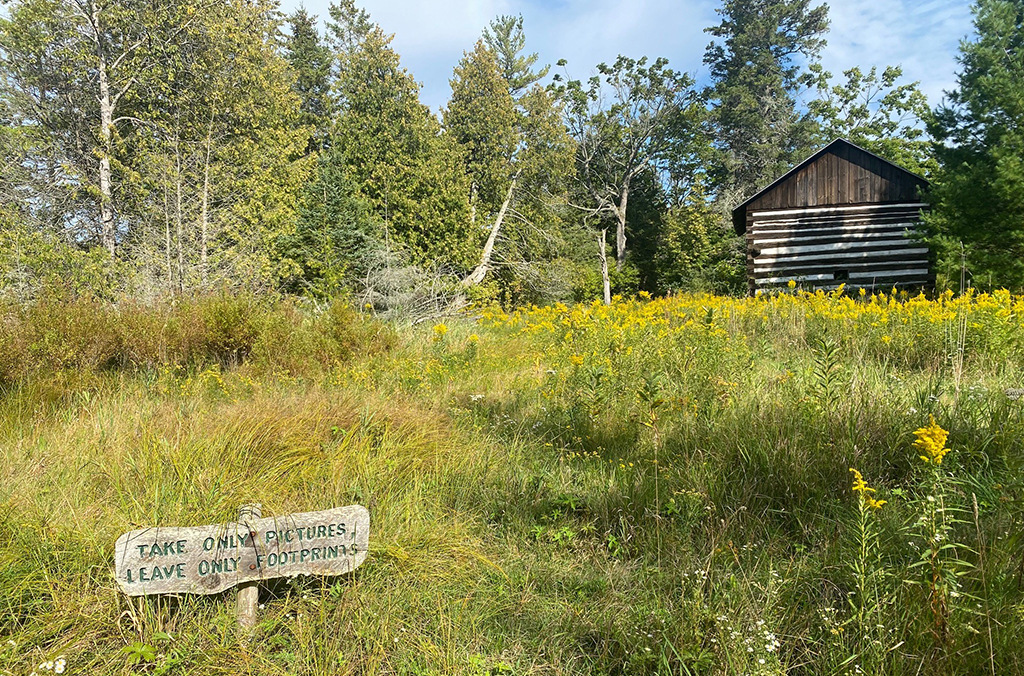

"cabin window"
[833,270,849,281]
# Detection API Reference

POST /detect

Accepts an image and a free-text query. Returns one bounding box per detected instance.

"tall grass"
[1,289,1023,675]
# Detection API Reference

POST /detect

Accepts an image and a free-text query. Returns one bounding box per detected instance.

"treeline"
[0,0,1020,309]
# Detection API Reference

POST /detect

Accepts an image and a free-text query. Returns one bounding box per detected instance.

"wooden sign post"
[114,504,369,624]
[235,503,261,630]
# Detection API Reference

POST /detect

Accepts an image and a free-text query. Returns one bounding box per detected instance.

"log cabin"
[731,138,931,295]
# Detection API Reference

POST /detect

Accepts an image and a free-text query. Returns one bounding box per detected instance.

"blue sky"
[278,0,975,113]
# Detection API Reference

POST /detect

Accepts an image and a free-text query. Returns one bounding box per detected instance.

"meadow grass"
[1,288,1023,675]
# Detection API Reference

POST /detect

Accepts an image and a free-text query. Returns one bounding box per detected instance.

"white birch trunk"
[599,228,611,305]
[92,0,116,255]
[200,116,214,287]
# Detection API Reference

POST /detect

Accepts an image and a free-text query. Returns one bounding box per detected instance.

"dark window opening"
[833,270,849,281]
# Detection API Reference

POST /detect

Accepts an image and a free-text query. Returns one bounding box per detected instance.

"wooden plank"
[114,505,370,597]
[757,238,923,257]
[754,248,930,266]
[752,223,921,240]
[754,259,932,278]
[750,203,927,218]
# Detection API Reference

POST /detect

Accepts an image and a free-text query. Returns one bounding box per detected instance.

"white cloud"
[820,0,972,104]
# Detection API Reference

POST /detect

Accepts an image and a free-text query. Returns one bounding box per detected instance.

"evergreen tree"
[482,15,549,97]
[285,7,333,152]
[926,0,1024,290]
[328,12,472,270]
[446,34,573,287]
[128,0,312,293]
[703,0,829,205]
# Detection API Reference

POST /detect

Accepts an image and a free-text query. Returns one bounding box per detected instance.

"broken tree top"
[114,505,369,596]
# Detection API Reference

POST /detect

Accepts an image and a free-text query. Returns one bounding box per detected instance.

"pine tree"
[285,7,334,152]
[703,0,829,205]
[482,15,549,98]
[926,0,1024,290]
[446,34,573,287]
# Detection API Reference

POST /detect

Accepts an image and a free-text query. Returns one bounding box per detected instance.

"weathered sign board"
[114,505,369,596]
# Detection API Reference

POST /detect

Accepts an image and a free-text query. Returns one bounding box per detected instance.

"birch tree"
[0,0,163,253]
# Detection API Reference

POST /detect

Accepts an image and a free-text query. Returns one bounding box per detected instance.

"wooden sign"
[114,505,369,597]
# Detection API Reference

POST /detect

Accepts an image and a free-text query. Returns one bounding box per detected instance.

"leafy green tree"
[809,64,935,175]
[126,0,312,293]
[559,55,697,278]
[926,0,1024,290]
[446,33,573,287]
[0,0,166,253]
[327,9,472,270]
[703,0,830,205]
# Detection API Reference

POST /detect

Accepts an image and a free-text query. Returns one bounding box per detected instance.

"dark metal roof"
[730,138,928,234]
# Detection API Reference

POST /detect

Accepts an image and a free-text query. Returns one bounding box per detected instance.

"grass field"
[2,288,1024,675]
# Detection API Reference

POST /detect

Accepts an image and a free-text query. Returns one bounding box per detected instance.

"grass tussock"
[2,288,1024,675]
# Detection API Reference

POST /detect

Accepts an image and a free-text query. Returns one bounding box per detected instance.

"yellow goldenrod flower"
[850,468,874,495]
[468,333,479,343]
[787,279,797,289]
[569,354,584,366]
[913,416,950,465]
[850,468,885,509]
[432,323,448,340]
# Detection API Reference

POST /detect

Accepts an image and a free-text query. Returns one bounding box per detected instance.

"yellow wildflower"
[468,333,479,343]
[569,354,584,366]
[432,323,448,340]
[850,468,886,510]
[787,279,797,289]
[913,416,950,465]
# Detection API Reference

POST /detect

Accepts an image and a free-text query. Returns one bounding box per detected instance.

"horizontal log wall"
[750,203,931,291]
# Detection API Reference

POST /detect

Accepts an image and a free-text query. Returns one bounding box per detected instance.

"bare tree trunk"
[599,227,611,305]
[615,182,629,272]
[463,178,516,287]
[92,0,116,255]
[175,138,184,295]
[164,184,173,294]
[200,115,214,287]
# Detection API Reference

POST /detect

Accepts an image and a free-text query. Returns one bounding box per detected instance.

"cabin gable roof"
[730,138,928,234]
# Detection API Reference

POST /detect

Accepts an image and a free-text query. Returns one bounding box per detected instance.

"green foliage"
[656,196,745,294]
[704,0,830,203]
[809,64,936,176]
[285,7,335,151]
[447,25,573,289]
[558,54,699,281]
[0,226,124,301]
[0,293,394,386]
[326,11,472,270]
[445,42,518,216]
[482,15,549,97]
[926,0,1024,291]
[282,150,375,297]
